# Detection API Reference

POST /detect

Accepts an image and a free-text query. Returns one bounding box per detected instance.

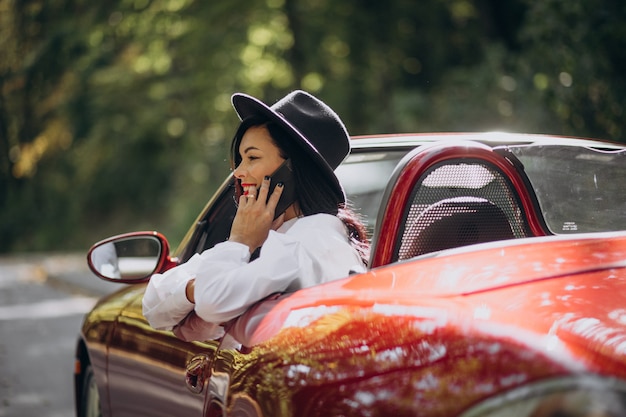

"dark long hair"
[231,116,370,265]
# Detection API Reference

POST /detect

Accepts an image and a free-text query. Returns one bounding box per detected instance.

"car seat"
[399,196,516,259]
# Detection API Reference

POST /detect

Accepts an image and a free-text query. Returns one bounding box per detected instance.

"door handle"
[185,354,211,394]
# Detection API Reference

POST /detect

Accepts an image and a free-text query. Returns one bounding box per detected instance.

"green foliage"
[517,0,626,139]
[0,0,624,253]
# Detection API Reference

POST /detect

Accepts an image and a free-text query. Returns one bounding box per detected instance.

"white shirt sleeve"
[143,213,365,331]
[142,241,250,330]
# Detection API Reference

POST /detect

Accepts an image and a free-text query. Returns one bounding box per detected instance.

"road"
[0,253,122,417]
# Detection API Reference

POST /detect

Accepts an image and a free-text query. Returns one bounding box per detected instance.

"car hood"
[254,232,626,351]
[264,231,626,305]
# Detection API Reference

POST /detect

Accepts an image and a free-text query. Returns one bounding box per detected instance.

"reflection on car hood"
[299,231,626,299]
[256,231,626,342]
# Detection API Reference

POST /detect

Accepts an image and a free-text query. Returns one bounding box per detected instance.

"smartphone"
[264,158,296,219]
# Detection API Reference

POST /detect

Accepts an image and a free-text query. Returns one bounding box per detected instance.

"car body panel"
[82,284,220,416]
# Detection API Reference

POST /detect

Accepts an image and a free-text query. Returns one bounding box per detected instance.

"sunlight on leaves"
[446,0,477,24]
[12,119,73,178]
[249,26,274,47]
[241,45,263,64]
[167,118,187,138]
[166,0,188,12]
[322,36,350,58]
[302,72,324,92]
[266,0,284,8]
[533,73,549,91]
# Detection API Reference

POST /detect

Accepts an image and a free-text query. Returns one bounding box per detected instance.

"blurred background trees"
[1,0,624,253]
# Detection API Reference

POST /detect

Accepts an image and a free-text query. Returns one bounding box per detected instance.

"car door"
[106,288,218,417]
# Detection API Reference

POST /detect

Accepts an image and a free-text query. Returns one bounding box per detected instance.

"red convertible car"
[76,133,626,417]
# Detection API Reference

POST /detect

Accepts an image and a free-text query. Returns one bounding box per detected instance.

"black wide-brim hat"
[231,90,351,205]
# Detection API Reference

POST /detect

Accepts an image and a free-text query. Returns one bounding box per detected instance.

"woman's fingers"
[240,176,282,213]
[266,180,284,211]
[239,183,258,207]
[250,176,273,208]
[230,177,283,251]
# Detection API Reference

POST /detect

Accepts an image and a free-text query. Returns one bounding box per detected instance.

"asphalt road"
[0,253,123,417]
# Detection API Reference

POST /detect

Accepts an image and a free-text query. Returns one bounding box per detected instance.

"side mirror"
[87,232,177,283]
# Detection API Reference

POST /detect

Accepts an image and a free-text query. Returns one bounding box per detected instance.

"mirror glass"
[90,236,161,280]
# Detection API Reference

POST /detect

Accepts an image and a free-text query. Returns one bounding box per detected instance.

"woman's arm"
[193,233,302,323]
[192,215,362,324]
[142,241,251,329]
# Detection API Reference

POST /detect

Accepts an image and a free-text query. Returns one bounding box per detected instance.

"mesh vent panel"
[396,161,530,260]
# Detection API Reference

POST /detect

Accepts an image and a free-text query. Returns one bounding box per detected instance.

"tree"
[1,0,624,253]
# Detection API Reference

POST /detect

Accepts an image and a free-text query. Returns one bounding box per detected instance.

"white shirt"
[142,213,365,331]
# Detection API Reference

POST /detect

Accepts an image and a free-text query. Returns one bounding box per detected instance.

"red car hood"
[254,232,626,372]
[260,231,626,309]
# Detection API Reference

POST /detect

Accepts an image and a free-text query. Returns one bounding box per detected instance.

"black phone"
[264,158,296,219]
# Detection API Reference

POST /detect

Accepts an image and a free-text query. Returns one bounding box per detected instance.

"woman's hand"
[229,176,284,252]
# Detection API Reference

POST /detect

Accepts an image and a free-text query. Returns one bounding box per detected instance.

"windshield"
[504,144,626,234]
[336,150,409,233]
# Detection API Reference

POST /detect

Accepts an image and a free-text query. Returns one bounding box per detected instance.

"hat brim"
[231,93,346,205]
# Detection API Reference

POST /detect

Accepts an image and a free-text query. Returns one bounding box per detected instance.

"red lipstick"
[241,183,256,195]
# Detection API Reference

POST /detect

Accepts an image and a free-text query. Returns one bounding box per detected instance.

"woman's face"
[233,125,286,195]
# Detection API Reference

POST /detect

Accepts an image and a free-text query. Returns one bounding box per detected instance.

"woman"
[142,90,368,344]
